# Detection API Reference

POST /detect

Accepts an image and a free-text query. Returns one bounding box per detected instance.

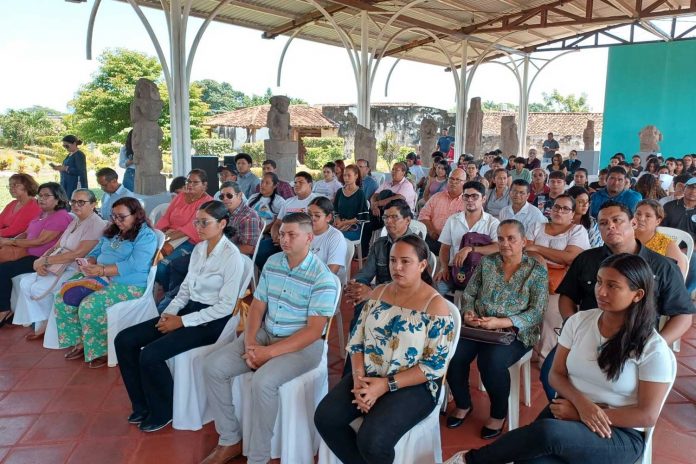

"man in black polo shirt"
[662,176,696,295]
[539,200,694,400]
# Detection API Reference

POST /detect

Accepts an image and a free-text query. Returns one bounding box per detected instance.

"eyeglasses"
[37,194,55,200]
[185,179,202,185]
[462,193,481,201]
[382,214,403,222]
[111,213,132,222]
[551,205,573,213]
[220,192,238,200]
[192,219,217,228]
[70,200,90,207]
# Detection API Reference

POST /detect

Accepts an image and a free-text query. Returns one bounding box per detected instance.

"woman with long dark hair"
[315,235,454,464]
[634,173,667,200]
[55,197,158,368]
[567,186,602,247]
[247,172,284,226]
[446,254,675,464]
[54,135,88,198]
[115,200,245,432]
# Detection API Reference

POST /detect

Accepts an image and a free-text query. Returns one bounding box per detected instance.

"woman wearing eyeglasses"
[0,182,72,328]
[54,197,158,368]
[52,135,88,199]
[154,168,212,293]
[525,194,590,366]
[12,189,106,339]
[115,200,245,432]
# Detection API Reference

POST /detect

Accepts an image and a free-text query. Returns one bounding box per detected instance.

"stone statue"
[500,115,519,157]
[638,125,662,152]
[583,120,595,151]
[419,117,438,165]
[354,124,378,170]
[130,78,165,195]
[465,97,483,156]
[264,95,297,180]
[267,95,291,141]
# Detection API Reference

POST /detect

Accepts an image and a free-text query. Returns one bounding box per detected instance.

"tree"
[0,109,55,148]
[529,89,589,112]
[69,48,209,145]
[194,79,248,113]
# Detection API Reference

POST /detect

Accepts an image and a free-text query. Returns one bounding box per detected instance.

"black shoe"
[480,419,506,440]
[446,406,473,429]
[139,418,172,433]
[128,411,148,424]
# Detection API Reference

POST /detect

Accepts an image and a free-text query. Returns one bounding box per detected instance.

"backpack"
[450,232,493,290]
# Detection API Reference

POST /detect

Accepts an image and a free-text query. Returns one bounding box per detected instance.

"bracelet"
[100,265,105,277]
[44,257,49,266]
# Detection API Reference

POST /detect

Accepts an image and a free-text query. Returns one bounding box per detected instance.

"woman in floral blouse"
[315,235,454,464]
[445,219,548,439]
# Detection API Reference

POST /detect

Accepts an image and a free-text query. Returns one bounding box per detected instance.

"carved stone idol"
[638,125,662,153]
[583,120,595,151]
[354,124,378,170]
[267,95,291,141]
[465,97,483,156]
[130,78,165,194]
[500,115,519,157]
[419,117,438,165]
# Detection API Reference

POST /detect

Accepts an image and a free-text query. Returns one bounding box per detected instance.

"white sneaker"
[444,450,469,464]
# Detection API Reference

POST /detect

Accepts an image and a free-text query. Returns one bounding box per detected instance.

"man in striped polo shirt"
[202,212,339,464]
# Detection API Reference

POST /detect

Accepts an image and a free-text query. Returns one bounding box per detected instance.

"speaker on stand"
[191,156,219,196]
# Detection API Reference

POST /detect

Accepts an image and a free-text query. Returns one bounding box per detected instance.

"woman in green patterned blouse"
[445,219,549,439]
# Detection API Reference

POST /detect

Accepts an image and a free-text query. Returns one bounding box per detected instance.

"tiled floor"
[1,299,696,463]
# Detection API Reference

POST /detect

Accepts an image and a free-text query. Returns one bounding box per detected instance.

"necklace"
[111,234,123,249]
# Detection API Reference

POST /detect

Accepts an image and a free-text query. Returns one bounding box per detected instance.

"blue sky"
[0,0,608,113]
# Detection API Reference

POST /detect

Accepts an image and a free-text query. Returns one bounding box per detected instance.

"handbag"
[460,326,517,345]
[160,235,188,257]
[450,232,492,290]
[30,247,73,301]
[59,275,110,307]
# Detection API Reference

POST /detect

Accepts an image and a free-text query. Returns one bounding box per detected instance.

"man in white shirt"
[499,179,547,237]
[96,167,133,218]
[255,171,318,269]
[435,180,500,295]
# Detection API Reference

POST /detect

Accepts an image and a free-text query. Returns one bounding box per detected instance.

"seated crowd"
[0,148,694,464]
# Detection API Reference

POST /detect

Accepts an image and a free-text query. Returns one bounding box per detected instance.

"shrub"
[35,135,61,147]
[192,138,233,156]
[98,143,121,159]
[240,141,265,166]
[302,137,344,170]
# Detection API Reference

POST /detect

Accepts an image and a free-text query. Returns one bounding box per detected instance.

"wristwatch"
[387,375,399,392]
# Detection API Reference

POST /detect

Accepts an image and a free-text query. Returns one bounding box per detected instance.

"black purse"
[460,326,516,345]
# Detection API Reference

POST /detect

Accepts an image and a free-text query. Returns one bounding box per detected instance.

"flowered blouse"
[461,253,548,348]
[347,291,455,399]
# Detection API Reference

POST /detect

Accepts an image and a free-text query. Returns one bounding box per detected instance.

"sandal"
[65,346,85,360]
[25,331,45,341]
[88,356,108,369]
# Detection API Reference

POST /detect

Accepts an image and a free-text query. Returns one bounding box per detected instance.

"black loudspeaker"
[191,156,219,196]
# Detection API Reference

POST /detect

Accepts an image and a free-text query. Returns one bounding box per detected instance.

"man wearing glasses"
[418,168,467,254]
[436,180,500,295]
[95,167,133,218]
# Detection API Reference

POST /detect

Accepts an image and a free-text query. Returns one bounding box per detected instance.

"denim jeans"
[315,374,439,464]
[447,338,529,419]
[465,405,644,464]
[123,168,135,191]
[155,240,195,291]
[254,237,281,271]
[540,345,557,401]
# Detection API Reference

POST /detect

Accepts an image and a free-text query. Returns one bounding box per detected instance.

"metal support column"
[454,40,468,158]
[517,55,530,157]
[357,10,371,128]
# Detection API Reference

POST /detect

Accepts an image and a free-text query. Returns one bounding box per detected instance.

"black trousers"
[465,405,644,464]
[114,300,231,424]
[446,338,529,419]
[314,374,439,464]
[0,256,37,310]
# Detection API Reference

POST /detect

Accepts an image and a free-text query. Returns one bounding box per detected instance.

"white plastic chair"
[656,226,693,353]
[251,218,267,291]
[636,349,677,464]
[231,274,342,464]
[166,255,253,431]
[475,349,532,431]
[348,201,370,270]
[319,300,462,464]
[148,202,170,225]
[106,229,166,367]
[332,239,354,360]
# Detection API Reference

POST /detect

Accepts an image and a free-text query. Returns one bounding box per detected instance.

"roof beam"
[263,4,347,39]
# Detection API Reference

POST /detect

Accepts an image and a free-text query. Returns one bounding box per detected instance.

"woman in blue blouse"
[445,220,548,439]
[55,197,158,368]
[315,235,454,464]
[53,135,88,199]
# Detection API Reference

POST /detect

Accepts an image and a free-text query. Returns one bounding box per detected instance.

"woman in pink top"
[154,168,212,292]
[0,173,41,238]
[0,182,73,327]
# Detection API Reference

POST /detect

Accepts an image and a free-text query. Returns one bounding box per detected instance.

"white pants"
[13,271,74,325]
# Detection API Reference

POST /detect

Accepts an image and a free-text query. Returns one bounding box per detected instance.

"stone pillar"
[465,97,483,156]
[583,120,595,151]
[419,118,438,165]
[355,124,377,170]
[130,78,166,195]
[501,115,519,157]
[265,95,297,181]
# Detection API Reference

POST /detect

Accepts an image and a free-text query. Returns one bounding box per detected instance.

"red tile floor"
[1,299,696,463]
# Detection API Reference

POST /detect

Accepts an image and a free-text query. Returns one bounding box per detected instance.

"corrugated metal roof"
[482,111,603,136]
[205,104,339,129]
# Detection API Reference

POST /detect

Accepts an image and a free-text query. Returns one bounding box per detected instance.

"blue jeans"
[123,168,135,191]
[686,253,696,295]
[155,240,195,291]
[464,405,644,464]
[540,345,557,401]
[254,237,281,271]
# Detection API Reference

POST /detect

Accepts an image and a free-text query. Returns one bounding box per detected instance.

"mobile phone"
[75,258,89,266]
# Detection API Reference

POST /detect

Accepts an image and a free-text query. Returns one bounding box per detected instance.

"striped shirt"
[256,251,338,337]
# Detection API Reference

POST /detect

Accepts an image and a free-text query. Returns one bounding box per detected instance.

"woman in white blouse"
[308,196,347,278]
[446,253,674,464]
[115,200,245,433]
[525,194,590,364]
